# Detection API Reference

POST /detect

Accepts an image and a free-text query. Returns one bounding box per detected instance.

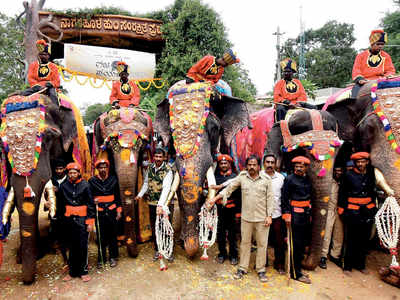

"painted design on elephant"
[22,202,35,216]
[371,80,400,155]
[169,82,212,159]
[0,95,46,176]
[21,230,31,237]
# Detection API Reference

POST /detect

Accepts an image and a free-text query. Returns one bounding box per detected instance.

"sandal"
[81,274,91,282]
[62,274,72,282]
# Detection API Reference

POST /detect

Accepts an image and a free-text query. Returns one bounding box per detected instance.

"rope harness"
[155,214,174,271]
[375,196,400,269]
[199,204,218,260]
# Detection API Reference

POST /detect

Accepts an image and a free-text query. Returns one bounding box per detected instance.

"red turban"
[291,156,310,165]
[350,152,370,160]
[95,159,110,168]
[217,154,233,163]
[66,162,81,172]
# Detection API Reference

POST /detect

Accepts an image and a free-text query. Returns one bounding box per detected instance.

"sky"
[2,0,398,108]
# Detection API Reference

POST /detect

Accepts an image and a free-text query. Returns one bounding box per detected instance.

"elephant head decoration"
[93,107,153,258]
[0,93,87,284]
[155,81,251,257]
[267,109,342,270]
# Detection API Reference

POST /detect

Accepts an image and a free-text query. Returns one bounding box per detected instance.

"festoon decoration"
[280,109,342,177]
[199,204,218,260]
[375,196,400,269]
[155,214,174,271]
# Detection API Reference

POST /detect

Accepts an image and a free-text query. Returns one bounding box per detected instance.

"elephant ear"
[59,106,78,152]
[220,95,252,150]
[154,98,171,147]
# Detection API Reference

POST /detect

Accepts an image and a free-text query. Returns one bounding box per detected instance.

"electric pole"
[273,26,285,82]
[299,5,306,80]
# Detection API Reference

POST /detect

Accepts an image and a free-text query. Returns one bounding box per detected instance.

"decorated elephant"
[0,93,91,284]
[93,107,153,258]
[324,79,400,287]
[266,109,342,270]
[155,81,251,256]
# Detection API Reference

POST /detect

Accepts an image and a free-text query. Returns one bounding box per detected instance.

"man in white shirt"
[135,148,173,260]
[262,154,285,274]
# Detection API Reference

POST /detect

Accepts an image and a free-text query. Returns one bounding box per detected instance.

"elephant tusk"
[375,168,395,197]
[43,180,57,218]
[2,187,14,225]
[166,171,180,206]
[206,166,216,203]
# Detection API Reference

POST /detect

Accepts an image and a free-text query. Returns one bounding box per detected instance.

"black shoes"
[217,254,226,264]
[233,269,246,280]
[319,257,327,269]
[329,255,343,269]
[230,257,238,265]
[258,272,268,282]
[110,258,117,268]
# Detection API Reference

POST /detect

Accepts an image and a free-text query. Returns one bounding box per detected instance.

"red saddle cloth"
[232,108,275,170]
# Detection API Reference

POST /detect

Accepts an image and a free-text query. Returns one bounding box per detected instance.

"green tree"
[149,0,256,102]
[0,13,25,103]
[280,21,357,88]
[83,103,110,125]
[381,10,400,72]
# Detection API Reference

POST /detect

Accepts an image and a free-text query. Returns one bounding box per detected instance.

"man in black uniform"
[214,154,239,265]
[59,162,95,282]
[89,159,122,269]
[45,159,68,266]
[338,152,376,276]
[282,156,312,284]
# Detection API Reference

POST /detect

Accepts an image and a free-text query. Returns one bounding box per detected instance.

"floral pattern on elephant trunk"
[169,82,212,159]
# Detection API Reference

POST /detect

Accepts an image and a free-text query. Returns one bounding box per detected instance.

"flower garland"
[371,82,400,154]
[0,97,46,176]
[281,140,342,161]
[100,129,148,151]
[169,83,212,160]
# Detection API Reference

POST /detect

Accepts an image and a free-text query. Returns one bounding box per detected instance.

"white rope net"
[155,215,174,271]
[199,204,218,260]
[375,196,400,268]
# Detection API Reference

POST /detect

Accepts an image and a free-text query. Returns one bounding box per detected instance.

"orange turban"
[95,159,110,168]
[66,162,81,172]
[291,156,310,165]
[217,154,233,163]
[350,152,370,160]
[369,30,387,45]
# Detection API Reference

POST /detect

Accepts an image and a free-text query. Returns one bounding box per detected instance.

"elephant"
[324,80,400,287]
[93,107,153,258]
[266,109,341,270]
[0,93,87,284]
[155,81,251,257]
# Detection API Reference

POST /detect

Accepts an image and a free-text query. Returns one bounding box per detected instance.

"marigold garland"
[371,81,400,154]
[281,140,342,161]
[169,83,212,160]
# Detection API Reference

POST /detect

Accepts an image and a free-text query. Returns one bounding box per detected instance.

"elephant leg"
[123,196,138,258]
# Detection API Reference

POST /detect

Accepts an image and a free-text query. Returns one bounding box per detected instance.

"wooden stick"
[28,87,48,98]
[286,223,291,287]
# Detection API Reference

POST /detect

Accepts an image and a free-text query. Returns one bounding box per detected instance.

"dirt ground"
[0,207,399,300]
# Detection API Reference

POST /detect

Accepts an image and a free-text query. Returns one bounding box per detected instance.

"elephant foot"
[23,277,35,285]
[126,243,138,258]
[184,237,199,257]
[379,267,400,288]
[16,249,22,264]
[302,254,318,270]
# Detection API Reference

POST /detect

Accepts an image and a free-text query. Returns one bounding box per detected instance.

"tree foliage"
[0,13,25,103]
[83,103,110,125]
[381,10,400,72]
[280,21,357,88]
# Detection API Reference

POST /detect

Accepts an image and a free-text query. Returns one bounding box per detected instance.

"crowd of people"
[23,28,395,284]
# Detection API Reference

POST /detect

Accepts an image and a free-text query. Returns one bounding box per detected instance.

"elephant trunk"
[113,150,139,257]
[13,175,45,284]
[303,159,334,270]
